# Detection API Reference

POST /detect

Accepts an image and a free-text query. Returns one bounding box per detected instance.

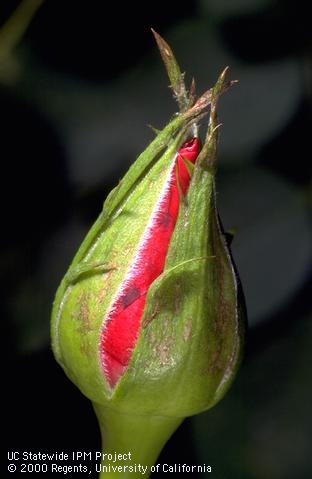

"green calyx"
[51,30,246,479]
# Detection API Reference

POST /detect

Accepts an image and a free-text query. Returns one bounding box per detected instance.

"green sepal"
[151,28,188,111]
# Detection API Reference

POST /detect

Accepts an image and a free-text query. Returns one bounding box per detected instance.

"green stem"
[93,403,183,479]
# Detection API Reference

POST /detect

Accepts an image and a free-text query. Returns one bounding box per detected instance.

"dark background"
[2,0,311,477]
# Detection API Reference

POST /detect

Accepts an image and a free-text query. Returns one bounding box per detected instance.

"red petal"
[101,138,200,387]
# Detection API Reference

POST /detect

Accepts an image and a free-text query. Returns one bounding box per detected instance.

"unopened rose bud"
[51,31,245,478]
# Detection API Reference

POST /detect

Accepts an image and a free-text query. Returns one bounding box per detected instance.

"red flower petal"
[101,138,200,387]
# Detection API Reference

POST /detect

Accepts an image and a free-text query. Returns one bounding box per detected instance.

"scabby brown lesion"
[142,301,159,328]
[67,290,95,358]
[174,282,182,315]
[96,264,117,305]
[75,291,94,335]
[182,318,192,342]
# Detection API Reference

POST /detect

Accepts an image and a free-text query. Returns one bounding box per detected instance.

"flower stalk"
[94,405,182,478]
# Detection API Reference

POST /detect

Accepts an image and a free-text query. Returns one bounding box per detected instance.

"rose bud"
[51,31,245,478]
